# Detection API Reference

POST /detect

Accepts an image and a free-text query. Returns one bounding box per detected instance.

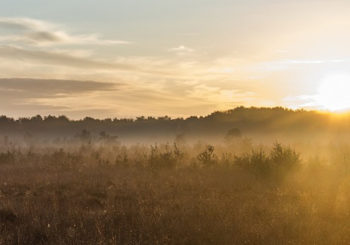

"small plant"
[197,145,217,166]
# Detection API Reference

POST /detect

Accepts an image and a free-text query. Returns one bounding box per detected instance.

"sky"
[1,0,350,118]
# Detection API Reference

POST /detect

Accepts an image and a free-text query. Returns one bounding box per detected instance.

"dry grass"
[1,143,350,244]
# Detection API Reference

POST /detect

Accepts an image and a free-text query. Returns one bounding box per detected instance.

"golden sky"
[0,0,350,118]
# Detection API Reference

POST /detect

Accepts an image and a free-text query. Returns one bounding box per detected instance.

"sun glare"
[315,74,350,112]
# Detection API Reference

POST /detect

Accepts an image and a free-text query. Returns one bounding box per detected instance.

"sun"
[315,74,350,112]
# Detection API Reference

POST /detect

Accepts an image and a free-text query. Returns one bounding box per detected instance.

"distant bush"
[225,128,242,141]
[234,149,270,177]
[235,143,300,180]
[148,143,184,169]
[270,143,300,173]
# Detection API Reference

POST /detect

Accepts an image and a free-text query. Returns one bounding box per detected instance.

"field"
[1,0,349,243]
[1,138,350,244]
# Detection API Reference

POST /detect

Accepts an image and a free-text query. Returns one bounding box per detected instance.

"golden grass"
[0,143,350,244]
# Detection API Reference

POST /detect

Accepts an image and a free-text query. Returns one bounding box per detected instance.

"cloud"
[0,78,118,97]
[0,78,122,117]
[280,59,348,65]
[0,45,178,77]
[0,19,266,118]
[0,45,139,71]
[283,94,321,110]
[0,18,47,31]
[0,76,260,119]
[255,58,350,72]
[0,17,129,46]
[169,45,195,55]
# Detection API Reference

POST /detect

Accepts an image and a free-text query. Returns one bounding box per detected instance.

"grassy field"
[1,142,350,244]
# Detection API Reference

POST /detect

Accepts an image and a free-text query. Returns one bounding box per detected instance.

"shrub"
[234,143,300,180]
[270,143,300,173]
[234,149,271,178]
[197,145,217,167]
[148,144,184,169]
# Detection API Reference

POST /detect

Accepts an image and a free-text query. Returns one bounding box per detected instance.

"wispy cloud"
[0,45,137,71]
[0,17,129,46]
[0,45,184,77]
[279,59,348,65]
[283,94,321,110]
[169,45,195,55]
[0,78,121,117]
[0,18,273,118]
[0,78,118,96]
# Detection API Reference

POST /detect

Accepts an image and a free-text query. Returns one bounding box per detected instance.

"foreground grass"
[1,146,350,244]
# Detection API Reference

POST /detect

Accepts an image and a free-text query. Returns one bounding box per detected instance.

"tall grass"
[0,141,350,244]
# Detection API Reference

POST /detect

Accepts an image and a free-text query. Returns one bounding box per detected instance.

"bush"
[234,143,300,180]
[148,144,184,169]
[234,149,271,177]
[270,143,300,173]
[197,145,217,167]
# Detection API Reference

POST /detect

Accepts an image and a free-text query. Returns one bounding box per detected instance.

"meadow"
[1,0,349,242]
[1,134,350,244]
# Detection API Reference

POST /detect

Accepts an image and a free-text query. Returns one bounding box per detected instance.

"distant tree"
[77,129,91,144]
[99,131,118,144]
[136,116,146,122]
[57,115,69,122]
[30,115,43,122]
